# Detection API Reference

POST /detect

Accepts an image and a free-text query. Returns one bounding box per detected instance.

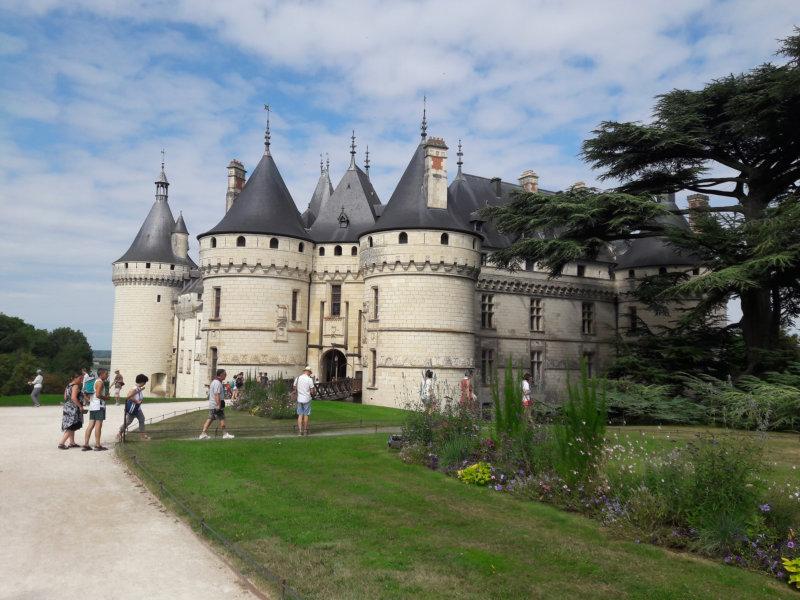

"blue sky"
[0,0,798,349]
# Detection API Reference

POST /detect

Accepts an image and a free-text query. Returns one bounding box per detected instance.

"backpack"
[83,377,96,395]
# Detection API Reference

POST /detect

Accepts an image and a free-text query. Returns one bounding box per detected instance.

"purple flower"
[759,503,771,512]
[494,484,503,491]
[724,555,733,564]
[788,540,796,549]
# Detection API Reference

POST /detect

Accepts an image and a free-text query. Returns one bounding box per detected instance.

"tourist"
[459,369,474,410]
[58,372,86,449]
[421,369,435,411]
[296,366,315,436]
[117,374,150,441]
[82,369,96,407]
[28,369,44,407]
[82,368,110,451]
[112,370,125,405]
[522,372,533,420]
[232,371,244,401]
[199,369,234,440]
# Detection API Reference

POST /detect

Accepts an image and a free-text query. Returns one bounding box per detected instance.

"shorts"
[208,408,225,421]
[89,408,106,421]
[296,402,311,416]
[523,399,532,407]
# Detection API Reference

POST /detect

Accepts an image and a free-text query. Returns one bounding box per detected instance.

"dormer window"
[399,232,408,244]
[269,238,279,249]
[236,236,246,247]
[659,266,667,275]
[319,247,325,256]
[338,206,349,229]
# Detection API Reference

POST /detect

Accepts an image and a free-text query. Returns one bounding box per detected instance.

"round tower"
[196,114,313,381]
[360,135,481,408]
[111,161,191,396]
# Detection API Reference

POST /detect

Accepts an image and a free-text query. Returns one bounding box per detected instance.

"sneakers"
[222,432,235,439]
[198,432,210,440]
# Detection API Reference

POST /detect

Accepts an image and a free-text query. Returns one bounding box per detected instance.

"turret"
[172,212,189,259]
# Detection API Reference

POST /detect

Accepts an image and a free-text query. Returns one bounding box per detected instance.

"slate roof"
[173,212,188,234]
[199,151,311,241]
[364,142,473,235]
[310,164,381,242]
[614,194,700,268]
[301,168,334,228]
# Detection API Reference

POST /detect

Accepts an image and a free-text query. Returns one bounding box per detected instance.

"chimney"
[423,137,448,209]
[490,177,502,197]
[225,159,246,212]
[571,181,587,190]
[686,193,709,232]
[518,170,539,193]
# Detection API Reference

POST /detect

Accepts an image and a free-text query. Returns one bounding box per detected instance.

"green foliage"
[456,461,492,486]
[438,434,478,469]
[401,395,481,456]
[782,557,800,589]
[603,379,707,425]
[491,356,524,439]
[553,363,607,484]
[237,376,295,419]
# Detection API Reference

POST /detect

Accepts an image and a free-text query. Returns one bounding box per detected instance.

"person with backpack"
[58,372,87,449]
[117,374,150,441]
[81,368,91,405]
[82,368,110,451]
[199,369,234,440]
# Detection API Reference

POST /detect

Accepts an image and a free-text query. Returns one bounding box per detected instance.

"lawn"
[123,433,795,599]
[0,393,202,407]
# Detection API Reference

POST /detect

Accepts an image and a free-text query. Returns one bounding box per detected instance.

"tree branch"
[672,205,744,215]
[685,185,742,198]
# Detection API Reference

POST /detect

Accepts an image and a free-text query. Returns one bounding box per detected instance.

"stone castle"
[110,115,707,407]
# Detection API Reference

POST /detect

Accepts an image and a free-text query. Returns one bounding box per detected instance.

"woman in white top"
[522,373,533,421]
[118,374,150,441]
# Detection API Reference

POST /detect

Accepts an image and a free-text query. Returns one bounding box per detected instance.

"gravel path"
[0,402,260,600]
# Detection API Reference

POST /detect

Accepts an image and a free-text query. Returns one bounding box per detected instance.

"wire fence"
[118,443,303,600]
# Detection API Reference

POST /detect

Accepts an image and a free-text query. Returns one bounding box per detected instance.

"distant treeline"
[0,313,93,396]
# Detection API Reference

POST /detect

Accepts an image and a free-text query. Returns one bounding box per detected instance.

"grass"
[0,393,203,407]
[123,433,795,599]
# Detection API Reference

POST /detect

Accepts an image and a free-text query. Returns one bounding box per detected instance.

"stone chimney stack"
[518,170,539,193]
[423,137,448,209]
[490,177,502,196]
[686,193,710,232]
[225,159,246,213]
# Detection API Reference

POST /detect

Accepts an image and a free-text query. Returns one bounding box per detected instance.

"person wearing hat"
[112,370,125,405]
[295,366,316,436]
[28,369,44,407]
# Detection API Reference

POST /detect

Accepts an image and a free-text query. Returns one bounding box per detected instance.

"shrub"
[401,395,481,458]
[553,363,607,485]
[491,357,524,439]
[242,376,295,419]
[457,462,492,486]
[399,442,429,465]
[783,557,800,589]
[495,424,554,476]
[603,379,707,425]
[438,434,478,469]
[761,484,800,543]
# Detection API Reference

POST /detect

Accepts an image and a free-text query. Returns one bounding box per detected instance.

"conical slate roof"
[116,185,189,265]
[173,212,188,234]
[310,164,381,242]
[615,194,699,268]
[364,142,473,235]
[199,152,311,241]
[302,168,334,228]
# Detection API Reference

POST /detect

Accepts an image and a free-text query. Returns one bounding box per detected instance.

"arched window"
[236,236,246,247]
[658,266,667,275]
[269,237,279,249]
[351,246,358,256]
[298,242,305,253]
[472,239,476,249]
[319,246,325,256]
[399,232,408,244]
[368,236,374,247]
[210,237,217,248]
[334,245,343,256]
[440,233,449,245]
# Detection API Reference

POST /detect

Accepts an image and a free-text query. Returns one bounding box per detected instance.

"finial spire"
[420,95,428,139]
[263,103,271,155]
[349,130,356,169]
[326,153,330,173]
[161,148,165,171]
[364,144,370,179]
[320,153,324,174]
[155,149,169,199]
[456,139,463,176]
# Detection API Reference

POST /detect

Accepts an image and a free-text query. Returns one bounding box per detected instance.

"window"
[170,264,175,271]
[179,349,184,373]
[299,242,305,253]
[399,232,408,244]
[270,238,279,249]
[372,286,379,319]
[480,253,488,266]
[529,298,544,332]
[236,236,246,247]
[187,350,192,374]
[334,245,342,256]
[524,259,534,272]
[210,347,218,376]
[581,302,595,335]
[291,290,299,321]
[628,305,638,332]
[351,246,358,256]
[211,237,217,248]
[440,233,449,245]
[481,349,494,384]
[472,239,476,249]
[628,269,635,279]
[692,267,700,276]
[582,352,594,378]
[576,264,586,277]
[319,246,325,256]
[197,319,201,338]
[156,294,161,303]
[124,262,128,268]
[481,294,494,328]
[213,287,221,319]
[331,284,342,316]
[370,349,377,387]
[659,266,667,275]
[368,236,373,247]
[146,262,151,269]
[530,350,543,384]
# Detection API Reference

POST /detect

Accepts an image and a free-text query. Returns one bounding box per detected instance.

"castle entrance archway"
[320,349,346,382]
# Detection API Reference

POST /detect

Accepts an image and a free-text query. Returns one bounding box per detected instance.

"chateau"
[110,115,706,408]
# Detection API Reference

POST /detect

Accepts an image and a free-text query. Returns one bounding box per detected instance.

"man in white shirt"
[199,369,235,440]
[28,369,43,407]
[296,366,315,436]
